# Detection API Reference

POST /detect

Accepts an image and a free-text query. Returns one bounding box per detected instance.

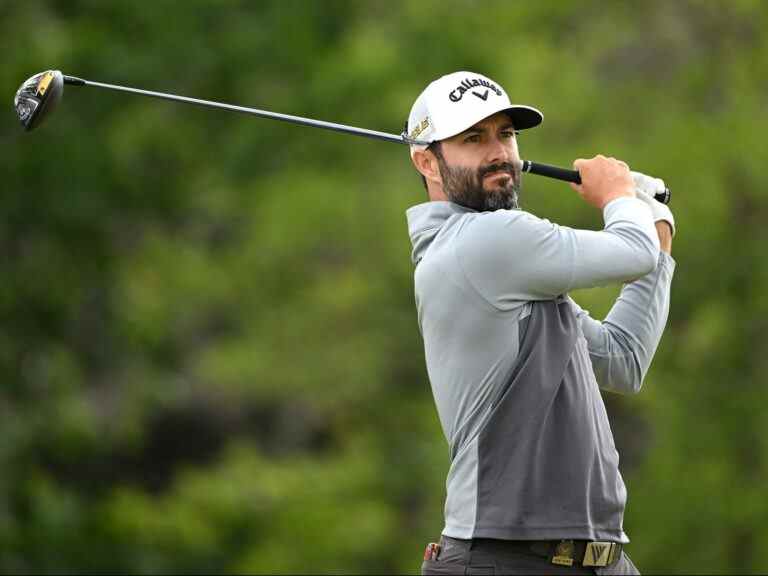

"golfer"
[406,71,675,575]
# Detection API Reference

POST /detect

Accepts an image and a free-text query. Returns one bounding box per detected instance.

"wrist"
[655,221,673,254]
[600,189,635,210]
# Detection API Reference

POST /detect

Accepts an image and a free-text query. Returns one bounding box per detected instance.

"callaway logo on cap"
[406,71,543,148]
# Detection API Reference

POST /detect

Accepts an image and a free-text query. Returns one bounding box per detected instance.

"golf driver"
[14,70,670,204]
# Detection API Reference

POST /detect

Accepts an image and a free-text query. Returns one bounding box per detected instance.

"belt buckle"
[551,540,575,566]
[583,541,617,567]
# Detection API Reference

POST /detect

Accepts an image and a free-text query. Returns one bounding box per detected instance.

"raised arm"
[456,156,661,308]
[574,222,675,394]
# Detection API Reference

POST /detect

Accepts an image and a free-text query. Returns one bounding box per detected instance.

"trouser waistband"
[436,536,623,568]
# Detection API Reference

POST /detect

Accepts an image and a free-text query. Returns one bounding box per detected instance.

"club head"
[14,70,64,132]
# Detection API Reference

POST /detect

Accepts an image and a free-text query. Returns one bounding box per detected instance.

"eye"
[501,130,517,139]
[464,133,481,143]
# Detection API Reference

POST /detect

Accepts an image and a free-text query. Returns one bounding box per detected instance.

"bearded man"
[405,71,676,575]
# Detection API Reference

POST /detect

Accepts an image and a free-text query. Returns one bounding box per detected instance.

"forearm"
[656,221,673,255]
[458,197,662,307]
[577,251,676,394]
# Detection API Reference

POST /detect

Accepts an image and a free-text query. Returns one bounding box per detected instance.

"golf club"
[14,70,670,204]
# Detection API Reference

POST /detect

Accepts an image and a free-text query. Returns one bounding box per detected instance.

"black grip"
[521,160,670,204]
[522,160,581,184]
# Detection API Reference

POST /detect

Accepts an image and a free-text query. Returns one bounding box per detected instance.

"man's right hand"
[570,155,635,210]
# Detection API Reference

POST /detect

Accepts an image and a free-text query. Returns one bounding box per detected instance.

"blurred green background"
[2,0,766,573]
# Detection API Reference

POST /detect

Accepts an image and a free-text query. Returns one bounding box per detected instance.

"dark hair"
[419,141,443,192]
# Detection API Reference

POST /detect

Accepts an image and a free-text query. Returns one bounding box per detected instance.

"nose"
[486,135,515,166]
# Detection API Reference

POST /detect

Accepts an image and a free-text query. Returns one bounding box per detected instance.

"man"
[406,71,676,575]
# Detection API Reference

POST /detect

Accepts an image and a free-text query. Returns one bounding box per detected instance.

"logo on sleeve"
[448,78,502,103]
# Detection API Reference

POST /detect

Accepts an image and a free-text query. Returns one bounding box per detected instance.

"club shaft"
[62,75,670,204]
[65,75,406,144]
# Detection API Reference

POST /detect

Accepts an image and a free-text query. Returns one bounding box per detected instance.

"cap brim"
[408,102,544,148]
[505,105,543,131]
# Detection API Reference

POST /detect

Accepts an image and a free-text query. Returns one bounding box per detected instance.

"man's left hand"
[632,171,676,238]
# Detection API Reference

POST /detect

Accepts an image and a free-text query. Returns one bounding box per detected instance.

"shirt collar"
[406,201,476,264]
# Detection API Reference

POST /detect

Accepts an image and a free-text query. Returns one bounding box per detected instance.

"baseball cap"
[405,71,543,149]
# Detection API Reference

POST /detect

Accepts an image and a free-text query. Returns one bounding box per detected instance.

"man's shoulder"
[454,208,553,247]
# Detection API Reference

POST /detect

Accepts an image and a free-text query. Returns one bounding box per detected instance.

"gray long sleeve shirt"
[406,197,676,543]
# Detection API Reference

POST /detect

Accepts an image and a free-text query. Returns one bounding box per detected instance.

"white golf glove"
[631,171,675,237]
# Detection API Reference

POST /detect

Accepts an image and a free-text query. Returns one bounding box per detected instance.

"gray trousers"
[421,536,640,575]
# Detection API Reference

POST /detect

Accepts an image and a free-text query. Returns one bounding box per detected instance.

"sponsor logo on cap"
[409,116,431,140]
[448,77,503,103]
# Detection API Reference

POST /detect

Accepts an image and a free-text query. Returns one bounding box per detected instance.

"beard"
[437,156,521,212]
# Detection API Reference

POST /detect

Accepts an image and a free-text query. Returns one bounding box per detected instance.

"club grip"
[522,160,581,184]
[521,160,670,204]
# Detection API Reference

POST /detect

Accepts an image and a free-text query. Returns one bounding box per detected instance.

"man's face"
[434,112,522,211]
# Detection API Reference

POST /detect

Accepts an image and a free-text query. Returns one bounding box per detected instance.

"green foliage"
[2,0,767,572]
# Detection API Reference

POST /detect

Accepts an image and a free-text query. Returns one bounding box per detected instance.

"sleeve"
[571,251,676,394]
[456,196,661,309]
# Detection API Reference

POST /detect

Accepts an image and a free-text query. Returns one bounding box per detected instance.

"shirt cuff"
[602,196,653,223]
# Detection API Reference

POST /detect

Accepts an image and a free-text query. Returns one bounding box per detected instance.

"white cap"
[406,71,543,149]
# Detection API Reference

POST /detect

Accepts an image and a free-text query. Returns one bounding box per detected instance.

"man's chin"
[483,188,520,211]
[483,183,516,196]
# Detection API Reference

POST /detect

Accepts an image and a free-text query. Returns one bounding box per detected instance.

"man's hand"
[631,171,675,234]
[571,155,635,210]
[632,171,675,254]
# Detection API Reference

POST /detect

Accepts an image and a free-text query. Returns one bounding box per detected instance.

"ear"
[411,148,442,187]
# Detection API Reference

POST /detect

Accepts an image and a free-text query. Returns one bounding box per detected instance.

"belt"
[431,537,622,568]
[534,539,623,568]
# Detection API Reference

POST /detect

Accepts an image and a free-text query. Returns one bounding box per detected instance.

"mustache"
[478,162,517,179]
